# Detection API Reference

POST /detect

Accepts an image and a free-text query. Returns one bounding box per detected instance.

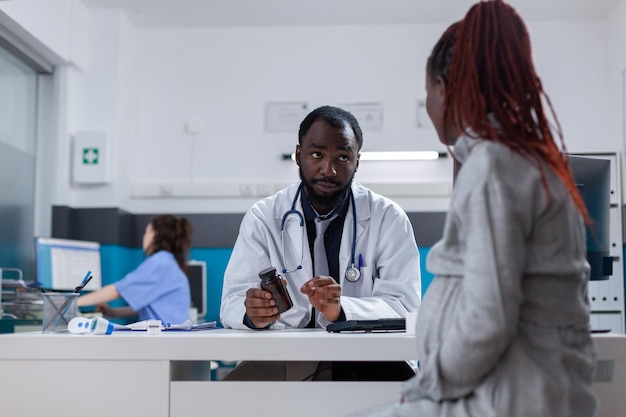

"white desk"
[0,329,415,417]
[591,333,626,417]
[0,330,624,417]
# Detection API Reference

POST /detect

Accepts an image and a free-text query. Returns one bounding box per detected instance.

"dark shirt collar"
[301,187,351,223]
[301,185,351,285]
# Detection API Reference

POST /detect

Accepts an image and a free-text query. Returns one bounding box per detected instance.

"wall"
[125,20,612,214]
[1,1,618,218]
[0,0,87,67]
[66,9,137,211]
[608,0,626,199]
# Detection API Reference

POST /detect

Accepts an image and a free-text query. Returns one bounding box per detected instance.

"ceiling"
[81,0,621,29]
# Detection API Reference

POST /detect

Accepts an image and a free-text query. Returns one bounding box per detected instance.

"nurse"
[77,214,193,325]
[220,105,421,381]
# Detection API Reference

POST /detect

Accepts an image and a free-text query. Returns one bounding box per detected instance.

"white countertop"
[0,328,418,361]
[0,328,623,362]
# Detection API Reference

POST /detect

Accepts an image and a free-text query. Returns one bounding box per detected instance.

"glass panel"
[0,43,38,283]
[0,45,37,155]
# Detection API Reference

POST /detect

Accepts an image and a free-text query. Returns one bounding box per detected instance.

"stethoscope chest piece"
[345,265,361,282]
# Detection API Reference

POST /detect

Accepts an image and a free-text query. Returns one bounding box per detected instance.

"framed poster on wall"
[340,102,383,131]
[265,102,309,132]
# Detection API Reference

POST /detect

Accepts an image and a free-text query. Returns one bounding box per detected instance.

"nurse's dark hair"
[429,0,588,222]
[298,105,363,150]
[148,214,193,272]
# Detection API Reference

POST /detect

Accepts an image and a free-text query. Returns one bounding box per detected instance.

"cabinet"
[575,153,624,333]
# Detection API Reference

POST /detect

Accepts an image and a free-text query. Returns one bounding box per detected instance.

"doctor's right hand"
[244,288,280,328]
[300,276,341,322]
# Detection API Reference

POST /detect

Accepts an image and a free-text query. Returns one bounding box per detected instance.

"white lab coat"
[220,181,421,330]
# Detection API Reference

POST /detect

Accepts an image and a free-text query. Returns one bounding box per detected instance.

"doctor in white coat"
[220,105,421,381]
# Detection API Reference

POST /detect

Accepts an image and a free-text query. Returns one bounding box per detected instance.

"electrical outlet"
[185,121,202,135]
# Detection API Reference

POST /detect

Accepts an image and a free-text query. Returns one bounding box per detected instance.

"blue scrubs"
[115,251,191,324]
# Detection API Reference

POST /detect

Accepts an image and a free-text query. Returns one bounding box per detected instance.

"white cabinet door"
[0,360,169,417]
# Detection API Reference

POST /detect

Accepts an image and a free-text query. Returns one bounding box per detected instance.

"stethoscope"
[280,183,361,282]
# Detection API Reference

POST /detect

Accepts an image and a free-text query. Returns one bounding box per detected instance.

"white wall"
[0,0,87,68]
[130,23,457,213]
[529,20,611,151]
[609,0,626,197]
[126,19,613,213]
[1,1,624,220]
[66,9,137,210]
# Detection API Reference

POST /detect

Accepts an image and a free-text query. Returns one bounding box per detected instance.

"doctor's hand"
[244,288,280,328]
[300,277,341,322]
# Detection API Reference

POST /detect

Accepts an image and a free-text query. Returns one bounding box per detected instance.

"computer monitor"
[34,237,103,291]
[568,155,612,281]
[186,260,207,319]
[452,154,613,281]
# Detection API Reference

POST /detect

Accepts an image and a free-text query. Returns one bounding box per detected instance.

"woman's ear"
[434,75,447,104]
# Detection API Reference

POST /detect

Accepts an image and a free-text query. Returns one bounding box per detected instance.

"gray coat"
[353,135,598,417]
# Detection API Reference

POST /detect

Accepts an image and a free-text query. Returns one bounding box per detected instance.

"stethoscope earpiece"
[282,265,302,274]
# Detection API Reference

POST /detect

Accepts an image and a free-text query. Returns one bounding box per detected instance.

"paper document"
[126,319,217,331]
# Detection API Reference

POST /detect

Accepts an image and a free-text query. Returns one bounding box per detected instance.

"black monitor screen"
[569,155,612,281]
[186,260,207,318]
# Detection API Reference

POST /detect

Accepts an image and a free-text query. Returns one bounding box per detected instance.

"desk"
[0,330,624,417]
[0,329,415,417]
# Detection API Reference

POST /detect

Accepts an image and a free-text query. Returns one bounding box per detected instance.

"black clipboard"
[326,318,406,333]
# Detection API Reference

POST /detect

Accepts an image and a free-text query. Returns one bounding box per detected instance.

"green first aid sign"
[82,148,99,165]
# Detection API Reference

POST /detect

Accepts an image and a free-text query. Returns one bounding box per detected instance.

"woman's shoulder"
[454,138,546,209]
[145,250,176,264]
[464,139,541,182]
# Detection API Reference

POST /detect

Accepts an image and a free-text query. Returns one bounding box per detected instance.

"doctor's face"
[296,119,360,215]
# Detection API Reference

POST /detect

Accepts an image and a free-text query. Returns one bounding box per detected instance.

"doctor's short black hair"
[298,105,363,150]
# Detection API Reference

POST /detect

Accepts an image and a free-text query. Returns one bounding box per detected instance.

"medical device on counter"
[68,316,216,335]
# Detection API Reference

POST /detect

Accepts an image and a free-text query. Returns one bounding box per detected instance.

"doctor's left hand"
[300,277,341,322]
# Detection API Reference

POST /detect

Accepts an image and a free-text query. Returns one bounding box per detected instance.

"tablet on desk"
[326,318,406,333]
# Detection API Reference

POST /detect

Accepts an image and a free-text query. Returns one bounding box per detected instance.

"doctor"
[220,105,421,381]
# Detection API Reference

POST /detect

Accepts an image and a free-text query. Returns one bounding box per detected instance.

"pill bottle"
[258,267,293,313]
